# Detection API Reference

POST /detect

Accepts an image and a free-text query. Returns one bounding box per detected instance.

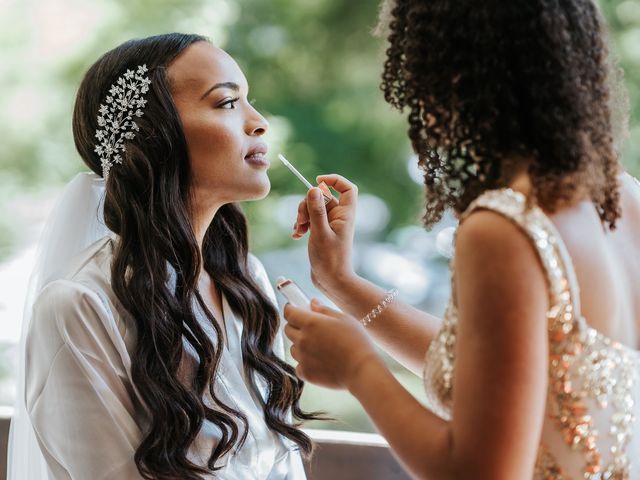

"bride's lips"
[244,145,269,168]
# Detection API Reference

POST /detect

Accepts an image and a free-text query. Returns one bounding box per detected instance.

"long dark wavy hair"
[379,0,626,229]
[72,33,319,479]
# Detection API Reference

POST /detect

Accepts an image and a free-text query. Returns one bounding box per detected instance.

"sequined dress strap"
[459,188,578,312]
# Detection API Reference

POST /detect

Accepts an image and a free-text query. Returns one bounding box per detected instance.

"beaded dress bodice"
[422,188,640,479]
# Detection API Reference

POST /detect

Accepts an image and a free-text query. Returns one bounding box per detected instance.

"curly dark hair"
[380,0,624,229]
[73,33,319,479]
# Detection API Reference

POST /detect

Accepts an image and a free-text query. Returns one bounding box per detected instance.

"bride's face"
[169,42,270,206]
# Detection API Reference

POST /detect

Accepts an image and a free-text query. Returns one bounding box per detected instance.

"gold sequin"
[422,188,640,479]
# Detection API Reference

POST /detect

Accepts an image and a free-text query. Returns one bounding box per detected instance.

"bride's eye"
[219,98,240,109]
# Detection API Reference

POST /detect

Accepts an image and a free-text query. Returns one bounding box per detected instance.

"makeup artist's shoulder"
[455,207,535,269]
[455,170,534,254]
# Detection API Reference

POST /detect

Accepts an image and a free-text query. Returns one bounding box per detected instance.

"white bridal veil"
[7,172,110,480]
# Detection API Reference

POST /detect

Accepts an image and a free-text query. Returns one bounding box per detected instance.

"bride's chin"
[255,183,271,200]
[245,179,271,201]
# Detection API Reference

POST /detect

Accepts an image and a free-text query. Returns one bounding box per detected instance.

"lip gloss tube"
[277,154,335,205]
[276,276,311,309]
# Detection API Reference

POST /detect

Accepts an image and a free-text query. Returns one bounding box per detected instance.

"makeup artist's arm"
[293,175,441,375]
[284,211,549,479]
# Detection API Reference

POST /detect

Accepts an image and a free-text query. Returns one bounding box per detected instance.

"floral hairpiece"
[94,64,152,178]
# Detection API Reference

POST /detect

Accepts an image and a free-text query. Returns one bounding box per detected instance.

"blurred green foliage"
[1,0,640,259]
[601,1,640,169]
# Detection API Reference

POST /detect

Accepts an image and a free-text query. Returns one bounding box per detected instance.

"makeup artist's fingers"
[305,188,333,237]
[283,303,311,328]
[292,224,309,239]
[290,344,300,362]
[292,227,309,240]
[315,174,356,193]
[316,174,358,205]
[292,199,310,238]
[291,197,309,240]
[284,323,301,344]
[296,199,310,226]
[310,298,342,317]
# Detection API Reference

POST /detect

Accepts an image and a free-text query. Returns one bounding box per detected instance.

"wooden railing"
[0,414,411,480]
[303,429,411,479]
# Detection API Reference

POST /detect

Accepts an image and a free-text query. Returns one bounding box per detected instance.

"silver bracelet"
[360,288,399,327]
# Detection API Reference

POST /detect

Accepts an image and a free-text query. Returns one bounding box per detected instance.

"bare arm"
[286,210,549,479]
[323,272,441,375]
[352,211,549,478]
[293,175,440,374]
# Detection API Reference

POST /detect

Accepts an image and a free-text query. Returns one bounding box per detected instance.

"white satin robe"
[24,234,307,479]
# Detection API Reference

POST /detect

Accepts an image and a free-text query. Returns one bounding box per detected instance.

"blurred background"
[0,0,639,434]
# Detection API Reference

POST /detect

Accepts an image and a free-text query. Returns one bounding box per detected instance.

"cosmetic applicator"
[277,153,335,205]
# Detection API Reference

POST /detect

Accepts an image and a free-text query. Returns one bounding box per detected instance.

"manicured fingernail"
[314,188,325,202]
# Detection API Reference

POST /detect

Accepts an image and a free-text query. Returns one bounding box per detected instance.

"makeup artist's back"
[545,172,640,350]
[422,168,640,478]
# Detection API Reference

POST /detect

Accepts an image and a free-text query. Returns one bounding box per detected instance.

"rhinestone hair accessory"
[94,64,151,178]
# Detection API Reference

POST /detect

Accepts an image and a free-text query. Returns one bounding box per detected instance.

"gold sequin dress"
[422,188,640,479]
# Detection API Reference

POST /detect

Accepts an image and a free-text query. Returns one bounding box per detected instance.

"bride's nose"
[246,107,269,136]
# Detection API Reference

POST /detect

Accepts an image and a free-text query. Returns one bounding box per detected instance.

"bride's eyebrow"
[200,81,240,100]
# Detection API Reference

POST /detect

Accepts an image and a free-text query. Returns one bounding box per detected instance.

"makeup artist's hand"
[292,174,358,295]
[283,299,380,390]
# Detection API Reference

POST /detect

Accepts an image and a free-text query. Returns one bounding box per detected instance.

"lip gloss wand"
[277,153,335,205]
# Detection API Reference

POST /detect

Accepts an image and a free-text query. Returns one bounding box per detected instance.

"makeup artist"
[282,0,640,478]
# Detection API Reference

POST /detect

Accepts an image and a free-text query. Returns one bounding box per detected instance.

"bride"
[8,33,316,480]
